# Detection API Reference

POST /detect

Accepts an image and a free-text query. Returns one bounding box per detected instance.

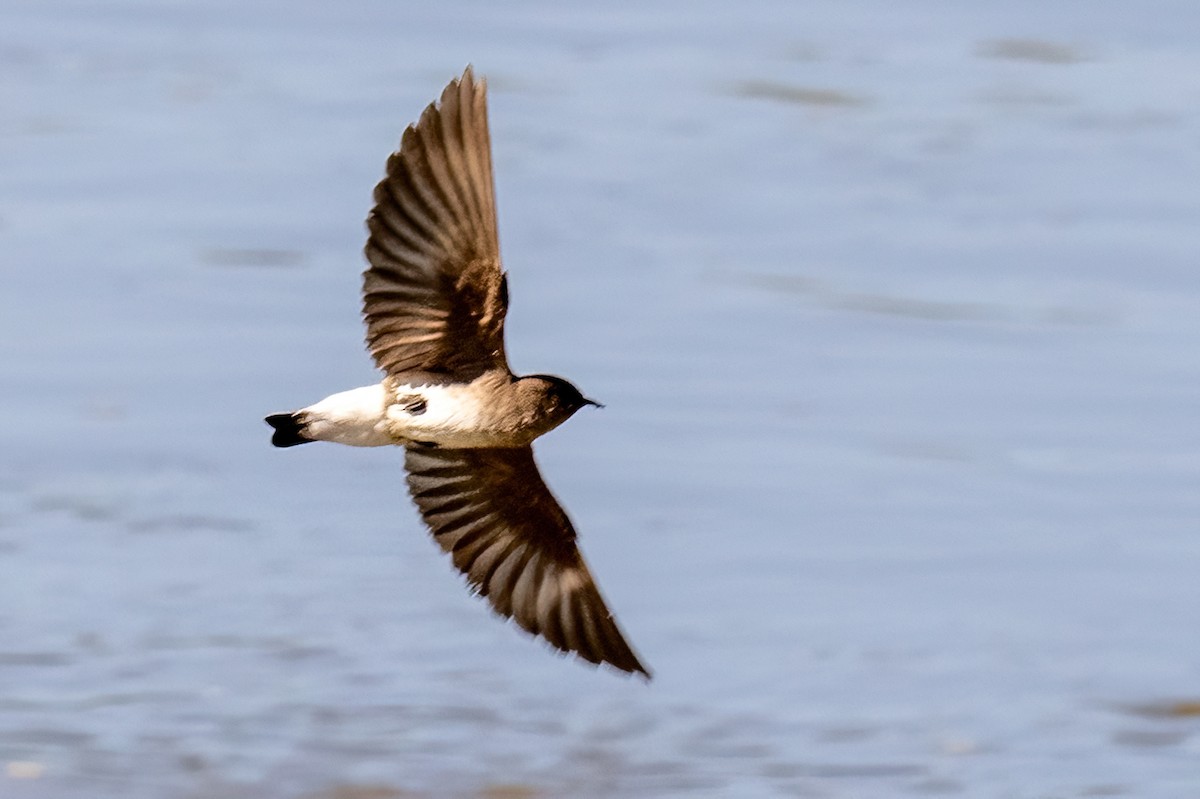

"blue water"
[3,1,1200,796]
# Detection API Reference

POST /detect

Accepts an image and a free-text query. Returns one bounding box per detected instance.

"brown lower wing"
[404,446,650,678]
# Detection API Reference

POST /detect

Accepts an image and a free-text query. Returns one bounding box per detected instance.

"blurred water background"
[2,1,1200,796]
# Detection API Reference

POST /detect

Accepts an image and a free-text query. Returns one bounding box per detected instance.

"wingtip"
[457,64,479,88]
[617,646,653,681]
[600,650,653,681]
[430,66,484,120]
[457,63,485,95]
[556,639,653,681]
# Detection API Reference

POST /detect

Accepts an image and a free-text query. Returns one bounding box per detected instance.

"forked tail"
[265,413,313,448]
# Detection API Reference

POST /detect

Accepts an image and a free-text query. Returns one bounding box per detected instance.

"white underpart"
[301,379,496,448]
[385,381,494,447]
[301,384,392,447]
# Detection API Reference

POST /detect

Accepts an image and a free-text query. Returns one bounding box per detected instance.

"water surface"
[2,2,1200,796]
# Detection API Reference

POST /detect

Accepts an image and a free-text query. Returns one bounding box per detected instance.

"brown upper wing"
[405,445,650,678]
[363,66,509,382]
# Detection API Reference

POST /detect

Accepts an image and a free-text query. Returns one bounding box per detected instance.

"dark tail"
[265,413,313,448]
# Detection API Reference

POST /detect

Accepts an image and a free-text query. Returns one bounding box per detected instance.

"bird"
[264,66,649,679]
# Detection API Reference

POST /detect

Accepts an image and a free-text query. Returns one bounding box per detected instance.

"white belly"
[302,376,521,449]
[384,381,501,448]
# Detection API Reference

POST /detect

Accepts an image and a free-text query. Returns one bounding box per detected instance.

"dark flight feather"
[363,66,509,382]
[405,445,650,678]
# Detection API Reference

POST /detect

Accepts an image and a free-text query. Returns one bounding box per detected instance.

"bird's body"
[270,371,581,450]
[265,67,649,678]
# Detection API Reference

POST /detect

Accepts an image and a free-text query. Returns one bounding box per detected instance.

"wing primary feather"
[416,100,472,232]
[377,151,457,255]
[468,78,498,247]
[458,70,496,248]
[557,584,583,658]
[535,559,566,650]
[367,211,441,262]
[362,66,508,381]
[455,527,512,583]
[437,73,485,241]
[404,446,650,676]
[433,513,498,559]
[486,542,534,617]
[399,114,459,238]
[509,551,544,633]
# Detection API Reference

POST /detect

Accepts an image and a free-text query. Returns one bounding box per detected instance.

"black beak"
[583,397,604,409]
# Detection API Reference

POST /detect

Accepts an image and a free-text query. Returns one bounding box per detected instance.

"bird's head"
[519,374,602,434]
